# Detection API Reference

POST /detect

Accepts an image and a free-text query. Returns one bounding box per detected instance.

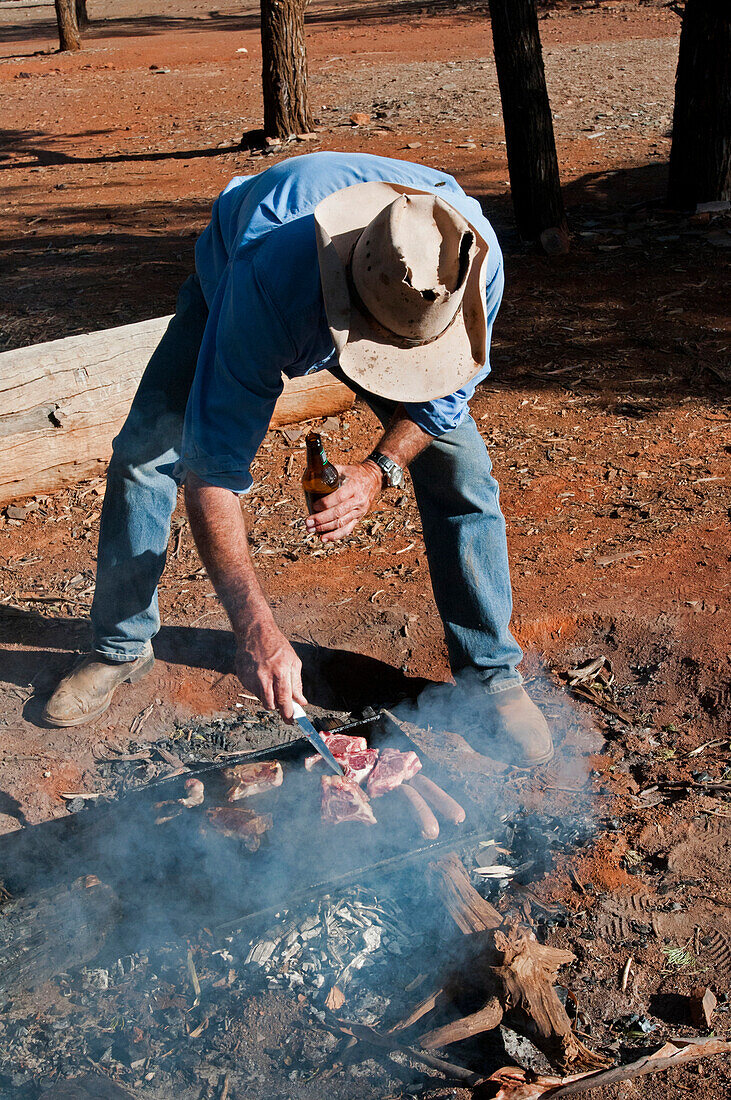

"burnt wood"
[0,876,119,994]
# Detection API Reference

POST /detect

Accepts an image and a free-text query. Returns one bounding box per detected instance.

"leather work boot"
[42,644,155,728]
[482,685,554,768]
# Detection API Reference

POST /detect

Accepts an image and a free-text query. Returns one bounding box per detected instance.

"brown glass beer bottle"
[302,430,339,514]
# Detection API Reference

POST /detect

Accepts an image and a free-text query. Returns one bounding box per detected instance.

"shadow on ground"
[0,606,430,722]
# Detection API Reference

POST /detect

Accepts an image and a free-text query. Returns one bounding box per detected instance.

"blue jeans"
[91,274,523,692]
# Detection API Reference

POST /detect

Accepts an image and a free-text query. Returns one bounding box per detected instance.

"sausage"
[410,774,466,824]
[398,784,440,840]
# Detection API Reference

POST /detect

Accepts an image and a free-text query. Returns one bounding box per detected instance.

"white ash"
[239,885,420,1021]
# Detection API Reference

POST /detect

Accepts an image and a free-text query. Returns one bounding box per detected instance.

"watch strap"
[367,451,404,488]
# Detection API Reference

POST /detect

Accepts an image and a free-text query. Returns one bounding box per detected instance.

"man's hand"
[235,618,306,721]
[305,462,382,542]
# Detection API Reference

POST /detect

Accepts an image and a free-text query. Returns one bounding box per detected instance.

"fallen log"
[0,319,354,505]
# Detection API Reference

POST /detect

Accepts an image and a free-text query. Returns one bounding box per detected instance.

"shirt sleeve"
[176,252,290,493]
[402,243,504,437]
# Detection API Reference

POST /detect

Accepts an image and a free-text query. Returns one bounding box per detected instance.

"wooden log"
[0,320,354,506]
[427,852,503,933]
[426,854,607,1073]
[269,371,354,429]
[389,985,449,1033]
[418,997,503,1049]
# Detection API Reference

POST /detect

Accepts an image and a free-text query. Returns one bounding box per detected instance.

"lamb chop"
[304,733,368,770]
[206,807,273,851]
[321,775,377,826]
[223,759,283,802]
[367,747,422,798]
[338,747,379,784]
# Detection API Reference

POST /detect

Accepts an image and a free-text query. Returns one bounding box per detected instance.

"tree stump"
[415,854,607,1073]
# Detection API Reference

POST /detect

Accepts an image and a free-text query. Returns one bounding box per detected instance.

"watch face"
[391,467,404,488]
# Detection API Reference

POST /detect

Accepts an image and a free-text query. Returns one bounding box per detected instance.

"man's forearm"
[183,472,273,637]
[368,404,435,473]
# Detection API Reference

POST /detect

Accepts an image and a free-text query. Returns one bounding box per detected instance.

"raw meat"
[410,775,466,824]
[223,760,283,801]
[179,777,205,808]
[206,807,273,850]
[304,733,368,770]
[339,748,379,784]
[321,775,377,826]
[153,777,205,824]
[367,747,422,798]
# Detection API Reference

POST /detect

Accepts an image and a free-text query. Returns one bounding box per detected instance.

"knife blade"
[291,702,344,776]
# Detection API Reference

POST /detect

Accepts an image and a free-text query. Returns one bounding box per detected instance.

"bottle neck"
[305,434,328,473]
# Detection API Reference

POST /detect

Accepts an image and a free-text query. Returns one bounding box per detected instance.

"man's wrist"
[366,451,405,489]
[361,459,385,494]
[231,598,275,643]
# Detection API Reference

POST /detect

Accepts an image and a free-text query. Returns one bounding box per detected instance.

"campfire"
[1,706,729,1099]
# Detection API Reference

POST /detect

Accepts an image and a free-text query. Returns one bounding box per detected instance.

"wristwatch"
[367,450,405,489]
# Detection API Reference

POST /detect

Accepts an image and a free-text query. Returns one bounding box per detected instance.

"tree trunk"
[76,0,90,29]
[488,0,567,245]
[54,0,81,51]
[667,0,731,209]
[260,0,313,139]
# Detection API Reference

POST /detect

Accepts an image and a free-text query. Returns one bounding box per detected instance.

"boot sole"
[511,743,555,770]
[42,651,155,728]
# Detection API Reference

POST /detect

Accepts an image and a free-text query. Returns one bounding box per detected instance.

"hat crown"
[351,194,476,342]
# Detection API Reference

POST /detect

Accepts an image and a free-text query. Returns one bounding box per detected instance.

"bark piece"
[325,984,345,1011]
[689,986,717,1029]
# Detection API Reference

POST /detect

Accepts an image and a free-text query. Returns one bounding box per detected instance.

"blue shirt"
[180,151,503,493]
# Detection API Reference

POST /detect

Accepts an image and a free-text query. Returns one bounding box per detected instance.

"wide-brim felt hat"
[314,181,490,404]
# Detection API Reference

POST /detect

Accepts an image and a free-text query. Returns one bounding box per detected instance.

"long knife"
[291,702,344,776]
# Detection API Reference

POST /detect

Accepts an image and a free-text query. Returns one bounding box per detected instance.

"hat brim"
[314,181,489,404]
